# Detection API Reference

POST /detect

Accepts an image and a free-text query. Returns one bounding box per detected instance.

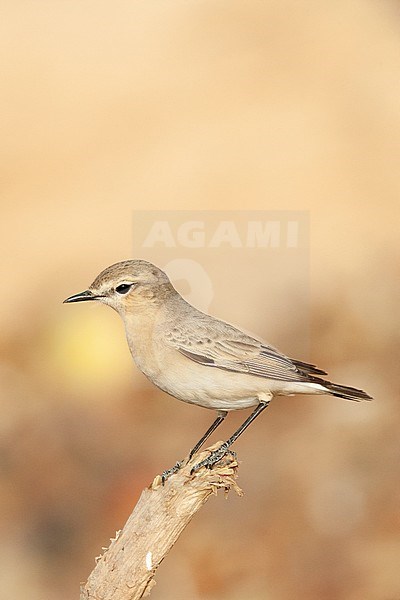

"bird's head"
[64,260,173,315]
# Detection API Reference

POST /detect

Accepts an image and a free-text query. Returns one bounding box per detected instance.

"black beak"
[63,290,102,303]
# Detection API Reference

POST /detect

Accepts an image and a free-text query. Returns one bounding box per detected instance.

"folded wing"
[164,319,323,383]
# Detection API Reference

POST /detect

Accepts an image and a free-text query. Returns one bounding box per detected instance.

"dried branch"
[80,443,243,600]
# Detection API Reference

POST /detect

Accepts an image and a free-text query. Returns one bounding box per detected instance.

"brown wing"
[165,319,326,382]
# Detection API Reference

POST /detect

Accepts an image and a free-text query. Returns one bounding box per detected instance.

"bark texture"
[80,443,242,600]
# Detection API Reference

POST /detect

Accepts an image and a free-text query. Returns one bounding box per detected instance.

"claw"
[190,443,235,474]
[161,460,184,485]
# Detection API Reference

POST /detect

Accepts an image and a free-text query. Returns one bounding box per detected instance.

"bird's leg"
[161,411,227,484]
[188,410,227,460]
[191,400,271,474]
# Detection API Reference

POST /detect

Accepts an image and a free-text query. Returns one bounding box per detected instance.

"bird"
[64,259,372,480]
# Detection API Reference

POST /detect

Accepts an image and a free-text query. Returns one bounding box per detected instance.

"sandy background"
[1,2,399,599]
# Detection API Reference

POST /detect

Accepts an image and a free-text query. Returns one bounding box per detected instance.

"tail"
[323,381,372,401]
[294,366,373,401]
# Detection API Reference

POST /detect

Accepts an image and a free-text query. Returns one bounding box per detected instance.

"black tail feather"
[291,357,372,400]
[320,380,372,402]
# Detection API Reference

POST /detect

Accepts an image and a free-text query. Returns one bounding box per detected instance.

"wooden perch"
[80,442,243,600]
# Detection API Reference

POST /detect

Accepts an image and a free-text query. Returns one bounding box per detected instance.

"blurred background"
[1,1,399,599]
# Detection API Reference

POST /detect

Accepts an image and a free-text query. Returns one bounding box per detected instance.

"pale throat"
[122,308,159,348]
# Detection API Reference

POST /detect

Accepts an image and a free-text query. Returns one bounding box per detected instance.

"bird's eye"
[115,283,133,295]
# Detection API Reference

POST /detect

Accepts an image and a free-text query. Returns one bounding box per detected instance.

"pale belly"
[131,343,276,410]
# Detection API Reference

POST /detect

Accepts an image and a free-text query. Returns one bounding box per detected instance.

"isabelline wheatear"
[64,260,371,479]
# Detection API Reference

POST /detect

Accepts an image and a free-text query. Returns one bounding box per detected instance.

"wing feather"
[164,317,321,383]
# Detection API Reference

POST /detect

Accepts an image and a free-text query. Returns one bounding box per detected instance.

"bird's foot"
[161,460,184,485]
[190,443,236,474]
